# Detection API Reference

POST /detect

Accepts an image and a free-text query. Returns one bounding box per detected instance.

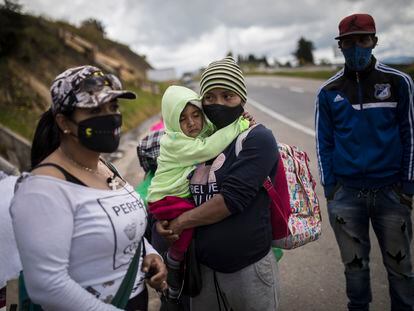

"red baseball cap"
[335,13,376,40]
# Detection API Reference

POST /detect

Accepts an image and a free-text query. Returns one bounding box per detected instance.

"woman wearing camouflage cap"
[10,66,167,310]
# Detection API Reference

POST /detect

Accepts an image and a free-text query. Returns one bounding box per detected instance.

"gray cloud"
[19,0,414,74]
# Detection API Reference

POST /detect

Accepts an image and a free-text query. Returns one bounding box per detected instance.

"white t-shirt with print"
[11,175,159,311]
[0,175,21,288]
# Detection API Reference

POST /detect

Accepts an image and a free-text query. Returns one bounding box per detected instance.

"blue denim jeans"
[328,185,414,311]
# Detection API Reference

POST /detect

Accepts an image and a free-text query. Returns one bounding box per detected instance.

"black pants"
[125,287,149,311]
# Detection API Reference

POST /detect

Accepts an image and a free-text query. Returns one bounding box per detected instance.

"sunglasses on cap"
[74,71,123,94]
[57,71,124,112]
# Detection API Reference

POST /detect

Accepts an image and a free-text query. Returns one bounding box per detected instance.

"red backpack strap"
[235,131,291,238]
[263,155,291,223]
[263,177,283,212]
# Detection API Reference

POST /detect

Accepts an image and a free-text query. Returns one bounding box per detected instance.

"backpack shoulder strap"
[100,159,125,181]
[235,124,259,156]
[235,125,287,214]
[111,238,143,308]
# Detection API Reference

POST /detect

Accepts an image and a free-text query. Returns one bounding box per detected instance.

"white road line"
[251,81,268,87]
[247,97,316,137]
[289,87,304,93]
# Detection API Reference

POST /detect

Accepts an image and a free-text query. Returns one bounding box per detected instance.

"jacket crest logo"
[374,84,391,100]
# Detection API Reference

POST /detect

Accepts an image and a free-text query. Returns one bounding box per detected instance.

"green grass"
[0,57,164,141]
[0,94,163,142]
[247,70,338,80]
[119,85,166,132]
[0,59,45,140]
[247,65,414,80]
[0,87,164,142]
[391,64,414,79]
[0,105,39,140]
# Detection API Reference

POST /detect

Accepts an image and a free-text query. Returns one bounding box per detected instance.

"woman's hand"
[155,220,180,243]
[167,218,184,236]
[141,254,168,291]
[242,110,256,126]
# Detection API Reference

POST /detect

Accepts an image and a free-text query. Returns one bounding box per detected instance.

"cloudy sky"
[19,0,414,75]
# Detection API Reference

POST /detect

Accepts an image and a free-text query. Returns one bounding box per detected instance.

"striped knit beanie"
[200,56,247,102]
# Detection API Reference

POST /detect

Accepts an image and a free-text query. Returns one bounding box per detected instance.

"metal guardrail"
[0,125,30,173]
[0,157,19,176]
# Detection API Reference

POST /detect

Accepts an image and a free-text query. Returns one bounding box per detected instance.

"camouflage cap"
[50,65,136,114]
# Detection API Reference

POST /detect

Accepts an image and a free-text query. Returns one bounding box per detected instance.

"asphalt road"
[115,75,414,311]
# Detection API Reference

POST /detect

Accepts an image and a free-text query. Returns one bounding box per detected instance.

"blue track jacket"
[315,56,414,197]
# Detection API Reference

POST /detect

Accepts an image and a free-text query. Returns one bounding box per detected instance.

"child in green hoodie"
[147,85,249,301]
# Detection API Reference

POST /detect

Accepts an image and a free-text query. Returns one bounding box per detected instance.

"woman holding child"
[156,56,281,311]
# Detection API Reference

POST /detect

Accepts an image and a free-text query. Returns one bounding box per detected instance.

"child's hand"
[242,110,256,127]
[156,220,179,243]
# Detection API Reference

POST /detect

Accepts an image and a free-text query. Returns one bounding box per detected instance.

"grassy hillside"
[0,6,162,141]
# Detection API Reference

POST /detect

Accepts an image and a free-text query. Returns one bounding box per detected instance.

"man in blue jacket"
[315,13,414,310]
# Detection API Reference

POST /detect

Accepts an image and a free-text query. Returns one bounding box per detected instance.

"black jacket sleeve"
[220,125,278,214]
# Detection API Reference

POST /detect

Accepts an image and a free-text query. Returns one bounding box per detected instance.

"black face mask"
[202,104,244,129]
[69,114,122,153]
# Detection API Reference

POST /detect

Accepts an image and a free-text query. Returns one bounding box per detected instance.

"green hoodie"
[147,85,249,203]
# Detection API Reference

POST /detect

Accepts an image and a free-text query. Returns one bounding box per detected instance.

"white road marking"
[289,87,305,93]
[247,97,315,137]
[251,81,268,87]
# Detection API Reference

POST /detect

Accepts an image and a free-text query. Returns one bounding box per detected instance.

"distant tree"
[0,0,23,57]
[80,18,106,36]
[1,0,22,12]
[248,54,256,62]
[293,37,315,66]
[319,58,332,66]
[260,56,269,67]
[273,58,282,67]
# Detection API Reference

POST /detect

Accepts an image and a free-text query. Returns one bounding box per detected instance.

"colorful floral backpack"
[235,127,321,249]
[273,143,322,249]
